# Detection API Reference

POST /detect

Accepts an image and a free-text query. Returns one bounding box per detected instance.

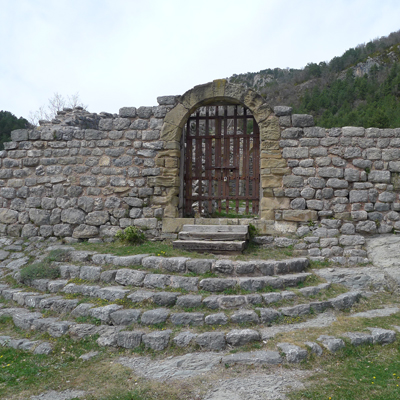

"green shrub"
[115,226,146,245]
[248,223,259,239]
[19,249,70,283]
[20,261,60,283]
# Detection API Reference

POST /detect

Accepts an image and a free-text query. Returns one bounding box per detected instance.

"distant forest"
[230,29,400,128]
[0,111,29,150]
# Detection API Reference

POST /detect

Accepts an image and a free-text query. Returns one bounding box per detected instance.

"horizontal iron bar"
[187,134,259,139]
[188,115,254,121]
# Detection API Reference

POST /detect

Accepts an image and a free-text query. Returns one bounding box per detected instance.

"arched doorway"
[182,104,260,218]
[157,80,285,222]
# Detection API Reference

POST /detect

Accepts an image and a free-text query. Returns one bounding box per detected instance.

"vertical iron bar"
[185,119,193,216]
[179,125,186,216]
[253,117,260,214]
[215,106,222,213]
[243,108,249,214]
[195,110,202,215]
[233,106,239,214]
[205,107,213,214]
[224,106,229,215]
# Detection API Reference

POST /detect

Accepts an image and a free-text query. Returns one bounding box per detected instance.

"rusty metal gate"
[182,104,260,217]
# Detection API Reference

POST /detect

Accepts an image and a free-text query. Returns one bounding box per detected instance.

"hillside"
[228,29,400,128]
[0,111,29,150]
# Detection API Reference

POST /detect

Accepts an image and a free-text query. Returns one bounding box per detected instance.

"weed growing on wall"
[115,226,146,245]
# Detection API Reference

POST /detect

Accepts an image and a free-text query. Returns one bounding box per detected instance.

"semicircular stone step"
[58,254,309,278]
[0,284,362,330]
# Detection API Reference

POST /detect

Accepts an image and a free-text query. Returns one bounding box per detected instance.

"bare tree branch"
[28,92,88,126]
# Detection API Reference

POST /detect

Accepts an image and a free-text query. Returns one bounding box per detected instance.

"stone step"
[0,284,362,330]
[178,232,248,241]
[0,334,53,355]
[178,224,249,241]
[0,303,395,355]
[75,255,310,277]
[173,240,247,254]
[11,274,335,310]
[181,224,249,235]
[23,261,312,293]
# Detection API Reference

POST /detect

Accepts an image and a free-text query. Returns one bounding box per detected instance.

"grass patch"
[236,242,295,261]
[20,262,60,283]
[18,249,70,283]
[1,275,22,288]
[75,315,102,325]
[288,343,400,400]
[309,259,334,269]
[73,240,214,259]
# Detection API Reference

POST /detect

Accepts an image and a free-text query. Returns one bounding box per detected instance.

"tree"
[0,111,29,149]
[28,92,88,126]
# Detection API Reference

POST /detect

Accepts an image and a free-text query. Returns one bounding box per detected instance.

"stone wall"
[273,105,400,263]
[0,96,178,241]
[1,80,400,264]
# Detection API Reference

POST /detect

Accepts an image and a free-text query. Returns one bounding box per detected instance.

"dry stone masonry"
[1,80,400,264]
[0,99,178,241]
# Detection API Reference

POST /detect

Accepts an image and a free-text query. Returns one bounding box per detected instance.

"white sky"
[1,0,400,119]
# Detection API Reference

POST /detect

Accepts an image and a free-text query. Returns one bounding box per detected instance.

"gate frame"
[183,104,260,217]
[153,80,290,230]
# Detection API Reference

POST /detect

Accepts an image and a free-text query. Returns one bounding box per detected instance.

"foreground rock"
[30,390,86,400]
[203,370,310,400]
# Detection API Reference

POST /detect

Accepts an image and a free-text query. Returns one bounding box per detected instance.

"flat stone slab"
[366,235,400,268]
[173,240,247,253]
[221,350,282,366]
[313,266,387,291]
[203,370,309,400]
[118,352,222,380]
[261,311,337,340]
[30,390,86,400]
[178,232,248,241]
[181,224,248,234]
[351,307,400,318]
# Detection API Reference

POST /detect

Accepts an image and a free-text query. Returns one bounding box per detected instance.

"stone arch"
[154,79,288,221]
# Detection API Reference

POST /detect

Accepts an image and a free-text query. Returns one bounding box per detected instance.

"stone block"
[199,278,236,292]
[170,312,204,326]
[117,331,143,349]
[119,107,137,118]
[277,343,307,363]
[89,304,123,323]
[226,329,260,346]
[274,106,292,116]
[143,274,171,289]
[195,332,226,351]
[170,275,199,292]
[205,312,228,325]
[317,335,345,352]
[186,258,212,274]
[142,330,171,350]
[282,210,318,222]
[292,114,314,127]
[230,310,259,324]
[173,331,198,347]
[153,292,179,306]
[110,309,141,326]
[176,294,202,308]
[115,269,147,286]
[282,147,309,159]
[140,308,169,325]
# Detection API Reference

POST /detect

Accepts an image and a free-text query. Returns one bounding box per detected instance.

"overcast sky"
[1,0,400,120]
